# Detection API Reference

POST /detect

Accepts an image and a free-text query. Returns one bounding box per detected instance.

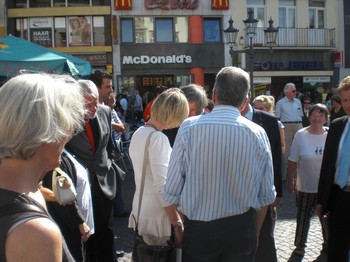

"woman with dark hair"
[330,94,346,123]
[287,103,329,260]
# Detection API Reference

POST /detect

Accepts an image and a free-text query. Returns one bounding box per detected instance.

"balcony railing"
[246,27,335,48]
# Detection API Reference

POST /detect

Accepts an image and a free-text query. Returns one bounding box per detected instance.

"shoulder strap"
[136,130,156,226]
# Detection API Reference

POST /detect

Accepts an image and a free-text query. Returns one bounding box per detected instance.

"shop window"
[54,17,67,47]
[16,18,28,39]
[121,18,134,43]
[155,18,173,43]
[29,17,53,47]
[203,18,221,42]
[93,16,105,46]
[68,16,92,46]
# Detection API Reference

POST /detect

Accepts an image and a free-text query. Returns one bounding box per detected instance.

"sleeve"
[148,133,172,207]
[275,100,281,119]
[288,130,301,162]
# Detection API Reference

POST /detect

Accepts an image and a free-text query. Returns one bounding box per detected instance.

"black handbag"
[131,128,176,262]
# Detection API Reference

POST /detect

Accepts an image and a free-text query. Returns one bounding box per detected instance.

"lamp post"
[223,10,278,98]
[243,9,258,97]
[223,18,239,66]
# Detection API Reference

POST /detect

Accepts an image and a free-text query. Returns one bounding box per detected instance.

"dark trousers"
[255,206,277,262]
[86,175,114,262]
[182,209,257,262]
[327,185,350,262]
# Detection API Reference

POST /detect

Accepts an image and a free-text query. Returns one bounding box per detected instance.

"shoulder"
[6,218,62,261]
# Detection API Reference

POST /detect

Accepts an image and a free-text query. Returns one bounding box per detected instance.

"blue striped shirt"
[163,105,276,221]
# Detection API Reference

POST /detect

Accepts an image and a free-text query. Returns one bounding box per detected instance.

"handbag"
[132,128,176,262]
[52,167,77,205]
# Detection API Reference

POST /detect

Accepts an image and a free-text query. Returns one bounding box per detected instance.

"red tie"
[85,120,95,153]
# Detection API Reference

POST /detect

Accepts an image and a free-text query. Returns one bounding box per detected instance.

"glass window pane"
[248,0,265,4]
[53,0,66,7]
[135,17,153,43]
[203,18,221,42]
[16,18,28,39]
[156,18,173,43]
[279,8,286,27]
[29,17,53,47]
[68,16,92,46]
[309,9,315,28]
[92,0,109,5]
[121,18,133,43]
[175,17,188,43]
[30,0,51,7]
[288,9,295,27]
[279,0,295,6]
[318,10,324,28]
[68,0,89,6]
[257,7,265,26]
[93,16,105,46]
[15,0,27,8]
[54,17,67,47]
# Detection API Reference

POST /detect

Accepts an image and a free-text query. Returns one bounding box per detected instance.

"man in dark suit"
[66,79,116,262]
[317,76,350,261]
[241,98,282,262]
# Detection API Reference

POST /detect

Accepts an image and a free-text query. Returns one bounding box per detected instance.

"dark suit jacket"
[317,115,348,215]
[252,108,283,197]
[66,104,117,200]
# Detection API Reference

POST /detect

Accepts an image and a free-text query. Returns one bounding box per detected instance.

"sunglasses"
[290,90,296,93]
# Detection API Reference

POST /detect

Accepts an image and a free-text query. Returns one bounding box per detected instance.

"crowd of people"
[0,67,349,262]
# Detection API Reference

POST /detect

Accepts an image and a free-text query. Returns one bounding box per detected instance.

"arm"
[6,218,63,262]
[164,205,183,248]
[287,161,297,193]
[280,127,286,154]
[112,122,125,133]
[256,206,268,242]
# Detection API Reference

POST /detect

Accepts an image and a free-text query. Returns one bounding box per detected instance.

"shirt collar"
[244,104,253,121]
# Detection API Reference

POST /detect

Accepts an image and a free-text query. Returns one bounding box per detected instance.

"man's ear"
[240,96,250,115]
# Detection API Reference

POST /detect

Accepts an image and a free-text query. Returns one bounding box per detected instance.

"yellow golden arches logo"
[212,0,229,10]
[115,0,132,10]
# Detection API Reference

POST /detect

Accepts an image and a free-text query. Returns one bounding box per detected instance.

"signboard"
[29,17,53,47]
[120,43,224,69]
[115,0,132,10]
[212,0,229,10]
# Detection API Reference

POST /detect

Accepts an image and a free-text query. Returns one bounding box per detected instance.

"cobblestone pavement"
[113,164,325,262]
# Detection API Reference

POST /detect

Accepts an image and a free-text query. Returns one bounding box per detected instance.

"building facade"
[113,0,339,102]
[5,0,113,72]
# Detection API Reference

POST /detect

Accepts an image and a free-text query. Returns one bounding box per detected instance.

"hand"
[173,226,183,248]
[270,197,281,207]
[287,176,295,193]
[79,222,91,243]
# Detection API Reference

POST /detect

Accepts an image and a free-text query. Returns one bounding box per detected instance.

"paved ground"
[113,161,326,262]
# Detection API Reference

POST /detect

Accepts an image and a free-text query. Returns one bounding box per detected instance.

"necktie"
[336,125,350,188]
[85,120,95,153]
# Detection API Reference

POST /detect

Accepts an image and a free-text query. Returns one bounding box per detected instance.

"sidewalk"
[113,166,325,262]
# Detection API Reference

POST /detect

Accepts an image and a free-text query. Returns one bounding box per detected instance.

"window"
[203,18,221,42]
[247,0,266,27]
[29,17,53,47]
[155,18,173,43]
[30,0,51,7]
[121,18,134,43]
[93,16,105,46]
[309,0,325,28]
[279,0,295,28]
[67,0,90,6]
[14,0,27,8]
[54,17,66,47]
[16,18,28,39]
[135,17,153,43]
[174,17,188,43]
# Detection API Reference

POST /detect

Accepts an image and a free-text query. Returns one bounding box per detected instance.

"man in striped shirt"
[163,66,276,262]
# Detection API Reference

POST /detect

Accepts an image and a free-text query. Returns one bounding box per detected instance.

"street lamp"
[223,9,278,98]
[223,17,239,66]
[243,9,259,97]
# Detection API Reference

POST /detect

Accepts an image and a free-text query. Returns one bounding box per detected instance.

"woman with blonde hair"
[253,95,286,154]
[129,88,189,259]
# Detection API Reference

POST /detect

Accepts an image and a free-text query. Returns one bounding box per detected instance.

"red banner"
[115,0,132,10]
[212,0,229,10]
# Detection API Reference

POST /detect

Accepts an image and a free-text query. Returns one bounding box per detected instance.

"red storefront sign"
[115,0,132,10]
[212,0,229,10]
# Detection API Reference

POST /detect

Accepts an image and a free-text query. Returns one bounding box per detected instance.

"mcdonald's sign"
[115,0,132,10]
[212,0,229,10]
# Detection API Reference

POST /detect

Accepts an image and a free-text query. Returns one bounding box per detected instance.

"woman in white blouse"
[128,88,189,249]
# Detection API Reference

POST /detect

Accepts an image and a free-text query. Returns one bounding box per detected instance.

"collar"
[244,104,253,121]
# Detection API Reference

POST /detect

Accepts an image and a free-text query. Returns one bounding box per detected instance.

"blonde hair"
[253,95,275,113]
[150,88,189,129]
[0,73,86,160]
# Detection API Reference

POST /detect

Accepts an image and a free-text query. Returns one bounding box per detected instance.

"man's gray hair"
[283,82,295,94]
[214,66,250,107]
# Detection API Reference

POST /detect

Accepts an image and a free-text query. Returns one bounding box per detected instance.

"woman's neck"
[307,125,326,135]
[144,119,166,131]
